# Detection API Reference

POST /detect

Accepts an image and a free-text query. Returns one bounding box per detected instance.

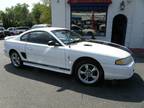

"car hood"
[70,41,131,59]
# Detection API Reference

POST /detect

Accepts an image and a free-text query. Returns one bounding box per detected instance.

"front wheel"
[10,51,23,68]
[75,60,103,85]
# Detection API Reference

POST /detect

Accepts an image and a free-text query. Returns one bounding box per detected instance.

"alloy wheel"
[78,63,100,84]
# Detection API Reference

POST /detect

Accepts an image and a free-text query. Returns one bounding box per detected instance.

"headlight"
[115,56,133,65]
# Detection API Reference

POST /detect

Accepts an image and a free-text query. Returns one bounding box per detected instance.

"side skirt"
[23,61,71,75]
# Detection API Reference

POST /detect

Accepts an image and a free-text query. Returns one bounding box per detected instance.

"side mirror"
[48,40,60,46]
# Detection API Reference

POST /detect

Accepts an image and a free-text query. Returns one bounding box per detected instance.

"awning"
[68,0,112,4]
[68,0,112,11]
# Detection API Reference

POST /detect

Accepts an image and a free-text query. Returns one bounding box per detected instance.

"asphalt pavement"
[0,40,144,108]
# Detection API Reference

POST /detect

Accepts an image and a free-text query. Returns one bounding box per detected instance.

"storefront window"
[71,11,107,38]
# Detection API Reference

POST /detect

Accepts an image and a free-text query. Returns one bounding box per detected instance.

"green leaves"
[0,1,51,28]
[1,3,32,28]
[31,3,51,24]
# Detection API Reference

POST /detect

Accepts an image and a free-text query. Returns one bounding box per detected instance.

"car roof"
[30,27,68,32]
[32,24,48,27]
[16,26,30,29]
[19,27,68,36]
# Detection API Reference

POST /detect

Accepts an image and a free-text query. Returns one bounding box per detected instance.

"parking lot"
[0,40,144,108]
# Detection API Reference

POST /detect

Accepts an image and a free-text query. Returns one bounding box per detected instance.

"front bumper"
[103,61,135,80]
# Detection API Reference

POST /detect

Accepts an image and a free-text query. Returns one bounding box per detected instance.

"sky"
[0,0,41,11]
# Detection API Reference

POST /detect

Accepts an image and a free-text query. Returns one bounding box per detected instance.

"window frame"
[20,31,62,46]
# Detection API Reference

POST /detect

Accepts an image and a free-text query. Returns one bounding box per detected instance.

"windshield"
[52,30,82,45]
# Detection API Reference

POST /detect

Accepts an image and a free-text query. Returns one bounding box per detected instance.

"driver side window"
[21,31,60,45]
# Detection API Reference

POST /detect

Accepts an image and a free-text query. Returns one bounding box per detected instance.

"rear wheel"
[75,60,103,85]
[10,51,23,68]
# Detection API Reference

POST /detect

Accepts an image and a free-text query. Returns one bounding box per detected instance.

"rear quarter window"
[20,33,29,42]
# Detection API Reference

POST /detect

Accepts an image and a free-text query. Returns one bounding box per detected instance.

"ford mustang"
[4,27,135,85]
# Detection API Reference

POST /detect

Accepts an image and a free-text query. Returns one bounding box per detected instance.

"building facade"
[51,0,144,50]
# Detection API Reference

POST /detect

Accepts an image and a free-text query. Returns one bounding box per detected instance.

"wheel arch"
[9,49,23,67]
[71,57,104,76]
[9,49,19,57]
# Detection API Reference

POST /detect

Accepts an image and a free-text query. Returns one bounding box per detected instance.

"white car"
[4,27,135,85]
[16,27,29,34]
[31,24,51,29]
[7,27,17,35]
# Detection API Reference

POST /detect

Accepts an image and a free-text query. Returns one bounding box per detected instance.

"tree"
[0,11,3,20]
[31,3,41,24]
[41,0,50,6]
[0,2,51,28]
[13,3,33,26]
[31,3,51,24]
[1,3,33,28]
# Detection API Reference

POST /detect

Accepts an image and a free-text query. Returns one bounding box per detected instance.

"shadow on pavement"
[4,64,144,103]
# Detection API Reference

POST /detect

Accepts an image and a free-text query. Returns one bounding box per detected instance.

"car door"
[25,31,66,70]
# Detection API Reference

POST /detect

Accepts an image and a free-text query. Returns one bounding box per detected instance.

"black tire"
[75,60,104,85]
[10,51,23,68]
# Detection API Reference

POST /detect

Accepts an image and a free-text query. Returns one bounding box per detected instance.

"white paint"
[51,0,70,29]
[4,28,135,80]
[51,0,144,48]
